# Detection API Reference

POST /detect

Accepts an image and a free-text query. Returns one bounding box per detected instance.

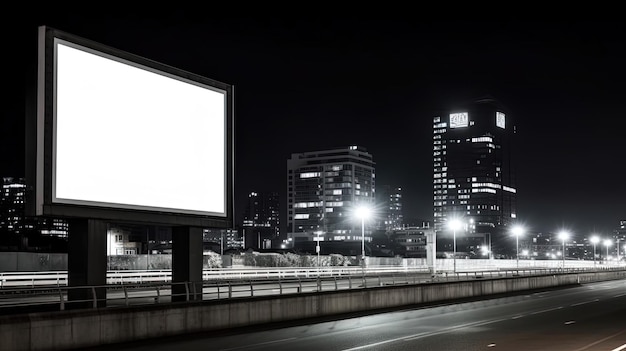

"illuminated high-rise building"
[1,177,68,251]
[432,97,517,256]
[287,146,375,247]
[1,177,26,234]
[377,185,403,232]
[241,191,280,249]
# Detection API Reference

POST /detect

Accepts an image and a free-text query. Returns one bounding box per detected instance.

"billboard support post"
[172,226,204,302]
[67,218,107,309]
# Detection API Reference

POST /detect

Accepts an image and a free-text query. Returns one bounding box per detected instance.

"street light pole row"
[590,234,620,264]
[442,218,624,273]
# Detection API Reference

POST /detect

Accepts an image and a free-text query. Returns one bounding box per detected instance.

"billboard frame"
[25,26,234,228]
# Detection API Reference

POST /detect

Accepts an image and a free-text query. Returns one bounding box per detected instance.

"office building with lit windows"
[287,146,376,251]
[1,177,69,251]
[377,185,404,232]
[432,97,517,257]
[241,191,280,250]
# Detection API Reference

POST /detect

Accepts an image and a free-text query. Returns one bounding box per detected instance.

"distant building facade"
[528,231,586,261]
[432,97,517,256]
[203,228,242,253]
[1,177,68,252]
[241,191,280,249]
[377,185,403,232]
[389,225,433,258]
[286,146,376,250]
[106,224,142,256]
[106,223,174,256]
[611,220,626,260]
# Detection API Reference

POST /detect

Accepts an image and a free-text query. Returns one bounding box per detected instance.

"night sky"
[3,12,625,238]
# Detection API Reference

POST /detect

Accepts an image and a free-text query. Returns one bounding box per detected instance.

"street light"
[355,205,371,269]
[590,235,600,267]
[604,239,612,263]
[315,231,323,275]
[511,225,525,269]
[558,231,569,269]
[448,219,463,273]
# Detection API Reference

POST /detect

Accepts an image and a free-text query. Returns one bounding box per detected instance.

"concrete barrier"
[1,270,625,351]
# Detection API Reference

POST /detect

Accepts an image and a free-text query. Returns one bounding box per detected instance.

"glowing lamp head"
[355,205,371,220]
[511,225,525,237]
[448,219,462,231]
[558,231,570,242]
[604,239,612,247]
[590,236,600,245]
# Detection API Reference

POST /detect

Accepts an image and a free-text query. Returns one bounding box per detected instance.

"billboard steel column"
[172,226,203,302]
[67,218,107,309]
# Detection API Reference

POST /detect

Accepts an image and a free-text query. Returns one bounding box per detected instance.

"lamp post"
[558,231,569,269]
[590,235,600,267]
[511,225,525,269]
[448,219,462,273]
[315,231,322,275]
[604,239,612,264]
[356,206,371,269]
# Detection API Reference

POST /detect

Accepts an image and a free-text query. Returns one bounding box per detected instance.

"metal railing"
[0,266,433,288]
[1,266,624,313]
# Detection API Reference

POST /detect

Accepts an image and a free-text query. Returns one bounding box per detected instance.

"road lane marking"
[571,299,599,306]
[511,315,524,319]
[341,318,508,350]
[530,306,563,315]
[403,318,508,341]
[571,330,626,351]
[342,319,504,351]
[219,337,297,350]
[564,321,576,325]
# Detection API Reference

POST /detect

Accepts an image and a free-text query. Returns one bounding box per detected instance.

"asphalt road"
[84,278,626,351]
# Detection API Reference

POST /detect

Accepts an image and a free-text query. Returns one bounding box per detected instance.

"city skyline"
[3,14,624,237]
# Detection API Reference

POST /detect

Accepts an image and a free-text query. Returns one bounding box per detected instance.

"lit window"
[496,112,506,129]
[503,186,517,193]
[300,172,320,179]
[471,137,493,143]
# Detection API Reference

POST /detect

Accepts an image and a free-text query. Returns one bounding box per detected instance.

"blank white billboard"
[52,39,226,216]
